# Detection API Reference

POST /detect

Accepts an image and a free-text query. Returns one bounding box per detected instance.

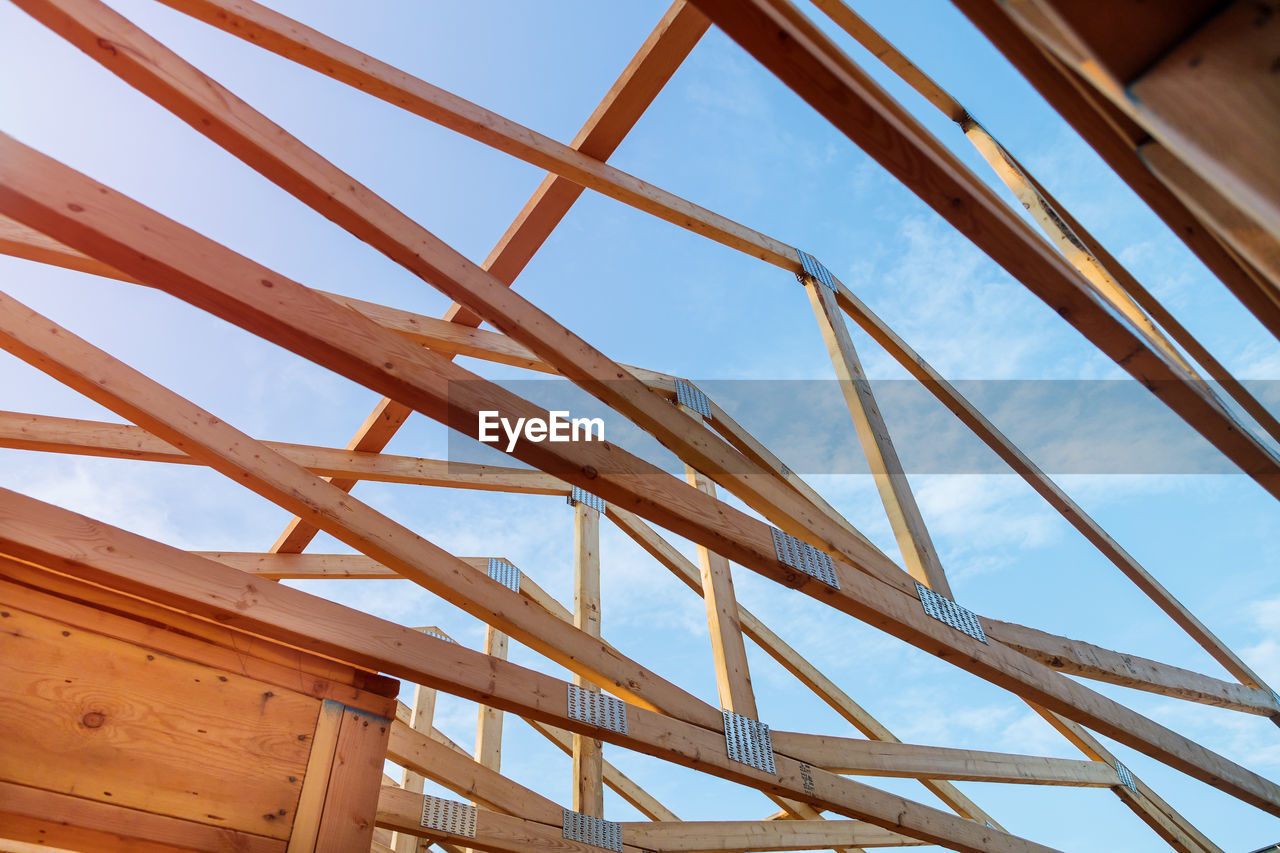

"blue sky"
[2,1,1280,850]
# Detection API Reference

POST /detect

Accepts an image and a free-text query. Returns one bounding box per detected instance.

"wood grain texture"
[287,699,343,853]
[315,706,391,853]
[0,779,285,853]
[0,563,396,718]
[950,0,1280,337]
[0,603,315,839]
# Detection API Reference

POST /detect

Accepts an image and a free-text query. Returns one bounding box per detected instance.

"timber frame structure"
[1,0,1279,851]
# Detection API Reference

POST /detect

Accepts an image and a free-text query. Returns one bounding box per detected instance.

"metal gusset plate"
[1114,760,1138,794]
[795,248,837,291]
[567,684,628,735]
[770,527,840,589]
[568,486,607,515]
[420,794,477,837]
[722,709,776,774]
[562,809,623,852]
[674,378,712,418]
[423,628,455,644]
[915,582,987,643]
[487,557,521,593]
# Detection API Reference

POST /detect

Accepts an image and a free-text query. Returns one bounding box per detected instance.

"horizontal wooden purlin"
[202,552,600,664]
[130,0,1280,498]
[983,618,1280,717]
[768,731,1119,787]
[4,138,1279,821]
[617,819,927,851]
[0,410,570,495]
[377,786,645,853]
[327,289,683,393]
[0,493,1058,853]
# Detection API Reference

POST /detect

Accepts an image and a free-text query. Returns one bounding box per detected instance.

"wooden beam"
[949,0,1280,338]
[1138,141,1280,306]
[0,779,284,853]
[998,139,1280,444]
[983,619,1280,717]
[322,291,555,375]
[16,0,1263,744]
[95,0,1280,494]
[394,641,439,853]
[0,492,1063,853]
[572,500,605,817]
[768,731,1118,786]
[315,706,392,853]
[804,279,952,597]
[0,410,569,495]
[391,633,680,824]
[813,1,1274,444]
[474,625,510,793]
[815,0,1280,444]
[3,146,1277,819]
[1006,0,1280,239]
[617,819,927,851]
[0,213,136,283]
[679,403,759,717]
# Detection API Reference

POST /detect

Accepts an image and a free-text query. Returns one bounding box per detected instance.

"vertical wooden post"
[475,625,509,773]
[804,278,954,599]
[463,625,508,853]
[314,706,392,853]
[679,405,758,718]
[393,628,440,853]
[572,500,605,816]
